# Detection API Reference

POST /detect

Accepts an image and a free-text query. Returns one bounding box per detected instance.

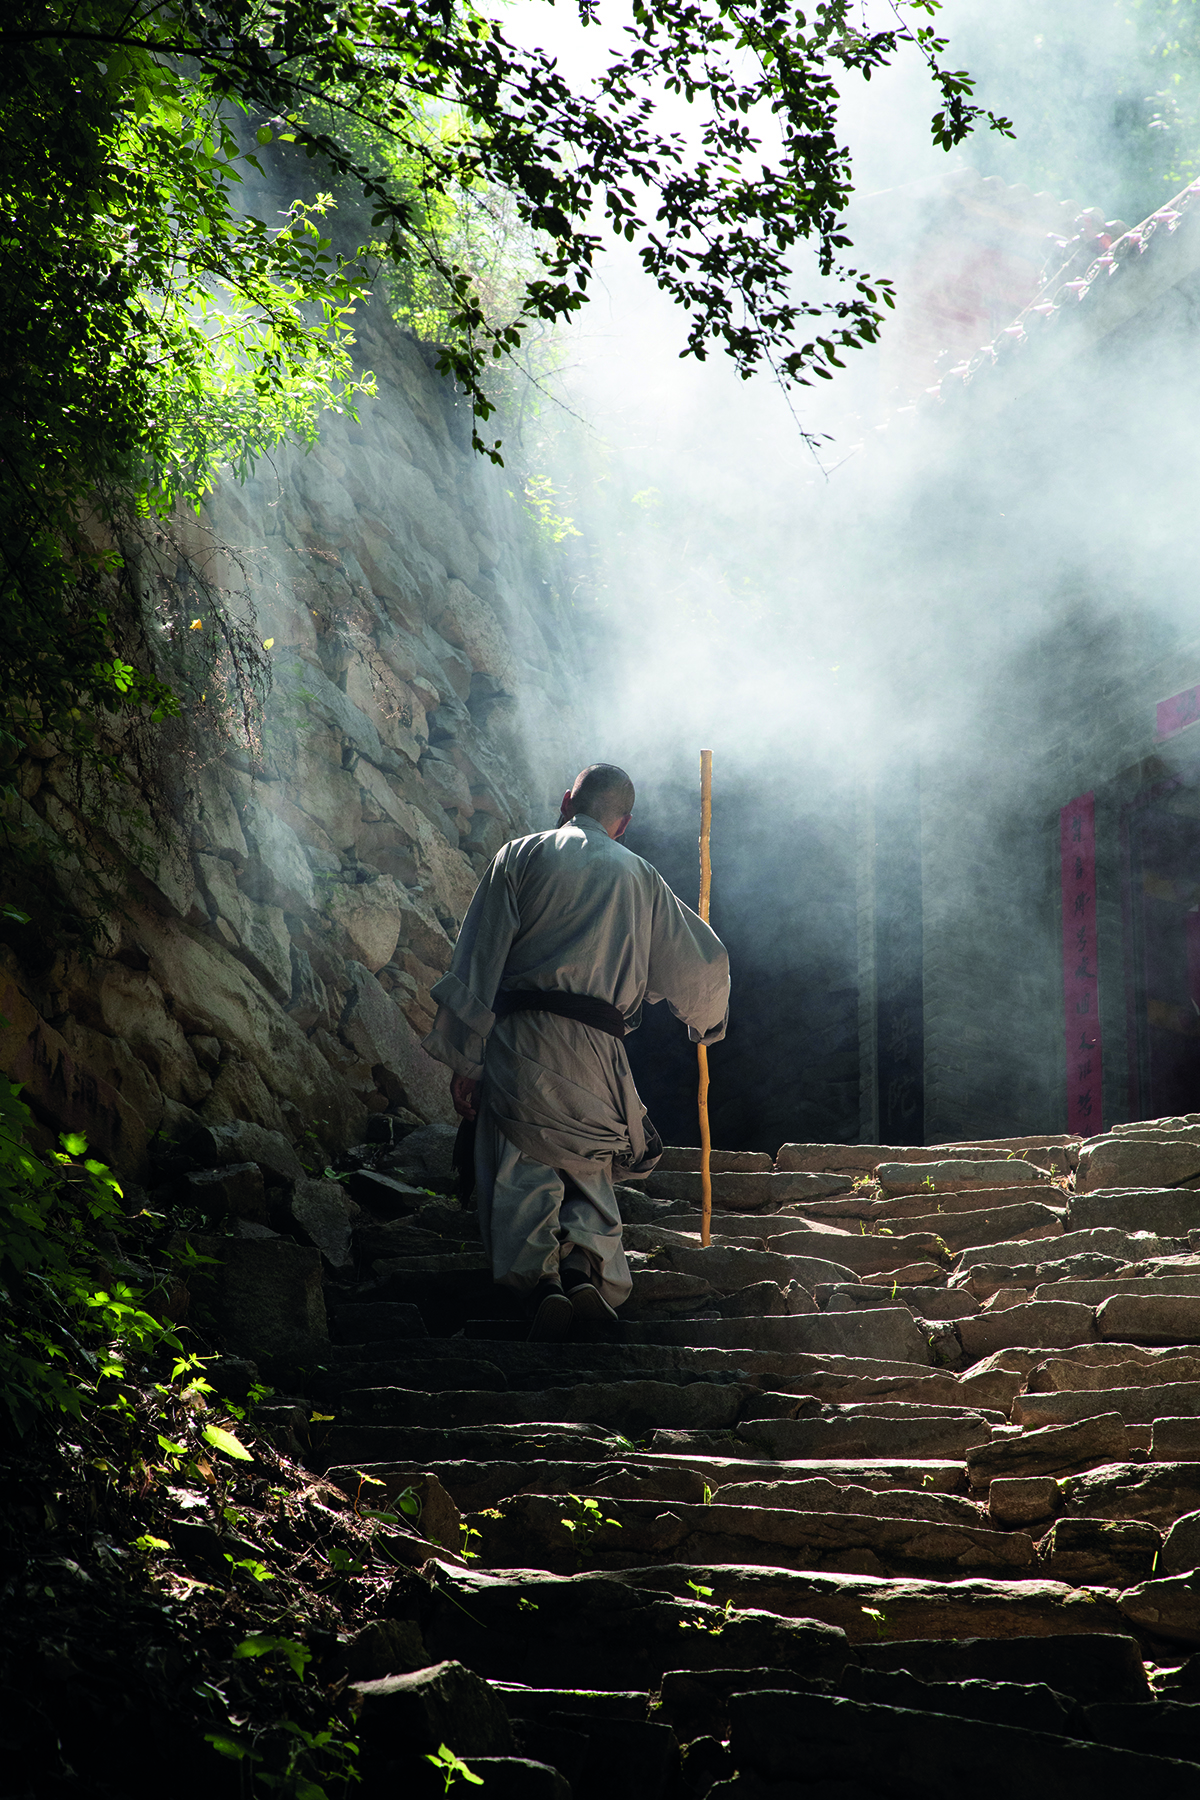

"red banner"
[1061,792,1101,1135]
[1157,684,1200,740]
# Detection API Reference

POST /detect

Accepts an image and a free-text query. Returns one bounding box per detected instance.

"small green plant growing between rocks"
[426,1743,484,1794]
[560,1494,621,1557]
[861,1605,889,1638]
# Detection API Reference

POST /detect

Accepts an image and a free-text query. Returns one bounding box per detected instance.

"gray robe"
[422,814,730,1297]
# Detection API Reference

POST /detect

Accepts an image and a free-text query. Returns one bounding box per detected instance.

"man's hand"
[450,1072,481,1121]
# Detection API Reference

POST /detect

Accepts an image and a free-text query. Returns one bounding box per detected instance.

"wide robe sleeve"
[644,878,730,1046]
[421,848,521,1079]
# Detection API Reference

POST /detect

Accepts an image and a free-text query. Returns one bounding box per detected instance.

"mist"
[494,0,1200,1152]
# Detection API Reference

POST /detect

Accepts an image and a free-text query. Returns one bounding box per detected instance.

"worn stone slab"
[1035,1276,1200,1306]
[645,1170,853,1208]
[966,1413,1129,1487]
[1153,1419,1200,1462]
[765,1231,948,1275]
[726,1688,1193,1800]
[1014,1382,1200,1430]
[1098,1293,1200,1343]
[337,1380,754,1435]
[889,1204,1065,1253]
[857,1629,1148,1700]
[332,1301,430,1341]
[419,1562,854,1689]
[807,1185,1068,1223]
[469,1493,1034,1577]
[657,1242,818,1291]
[317,1420,627,1471]
[656,1147,772,1173]
[1036,1516,1161,1587]
[620,1309,931,1363]
[738,1411,992,1462]
[819,1285,978,1321]
[1118,1573,1200,1644]
[1077,1136,1200,1194]
[1160,1509,1200,1574]
[955,1229,1180,1270]
[877,1159,1045,1196]
[710,1478,982,1528]
[957,1301,1098,1360]
[597,1564,1130,1641]
[188,1232,328,1362]
[988,1477,1058,1526]
[1060,1460,1200,1526]
[776,1140,1079,1175]
[1071,1188,1200,1236]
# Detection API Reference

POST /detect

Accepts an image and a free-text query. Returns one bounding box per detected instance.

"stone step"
[1071,1188,1200,1235]
[954,1228,1182,1273]
[644,1170,854,1208]
[465,1492,1036,1579]
[1034,1276,1200,1305]
[325,1452,973,1512]
[1097,1293,1200,1344]
[966,1413,1129,1488]
[798,1184,1063,1223]
[817,1284,978,1320]
[736,1411,994,1462]
[708,1476,982,1527]
[613,1307,932,1362]
[883,1203,1065,1253]
[583,1563,1133,1641]
[776,1139,1080,1176]
[723,1687,1196,1800]
[336,1378,755,1435]
[957,1301,1099,1360]
[1058,1459,1200,1525]
[316,1421,631,1470]
[877,1159,1049,1196]
[414,1560,854,1691]
[1026,1347,1200,1392]
[763,1230,949,1274]
[654,1147,772,1173]
[1014,1380,1200,1430]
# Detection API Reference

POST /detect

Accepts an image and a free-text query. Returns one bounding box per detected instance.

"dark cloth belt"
[453,988,629,1208]
[493,988,626,1038]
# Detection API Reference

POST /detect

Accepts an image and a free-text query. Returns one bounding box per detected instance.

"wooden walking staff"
[697,749,713,1247]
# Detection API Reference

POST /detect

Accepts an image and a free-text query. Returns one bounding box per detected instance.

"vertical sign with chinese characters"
[1061,792,1102,1134]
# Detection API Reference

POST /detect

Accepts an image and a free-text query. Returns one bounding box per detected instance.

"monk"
[422,763,730,1340]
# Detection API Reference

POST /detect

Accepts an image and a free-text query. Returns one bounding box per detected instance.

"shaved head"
[559,763,635,830]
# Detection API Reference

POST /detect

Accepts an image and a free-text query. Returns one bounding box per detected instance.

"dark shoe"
[564,1271,618,1327]
[527,1280,573,1342]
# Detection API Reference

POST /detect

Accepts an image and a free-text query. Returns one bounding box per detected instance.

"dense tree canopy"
[0,0,1009,758]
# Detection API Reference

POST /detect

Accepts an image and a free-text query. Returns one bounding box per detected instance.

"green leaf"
[202,1424,252,1462]
[233,1634,311,1680]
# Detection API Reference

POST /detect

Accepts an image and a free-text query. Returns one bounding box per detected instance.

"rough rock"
[1160,1509,1200,1575]
[764,1232,948,1276]
[988,1477,1058,1526]
[1097,1293,1200,1344]
[187,1119,305,1185]
[179,1161,266,1222]
[737,1410,992,1462]
[289,1176,354,1268]
[725,1688,1195,1800]
[1153,1418,1200,1461]
[1071,1188,1200,1235]
[956,1301,1098,1360]
[341,963,455,1124]
[351,1658,513,1757]
[189,1234,328,1363]
[1015,1381,1200,1429]
[877,1159,1044,1195]
[966,1413,1128,1486]
[1076,1136,1200,1194]
[1118,1573,1200,1644]
[1058,1461,1200,1526]
[645,1171,853,1208]
[1035,1516,1161,1587]
[338,1380,754,1435]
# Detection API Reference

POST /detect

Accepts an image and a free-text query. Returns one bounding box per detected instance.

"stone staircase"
[312,1118,1200,1797]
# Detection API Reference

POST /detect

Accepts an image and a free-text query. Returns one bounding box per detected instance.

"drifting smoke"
[497,0,1200,1150]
